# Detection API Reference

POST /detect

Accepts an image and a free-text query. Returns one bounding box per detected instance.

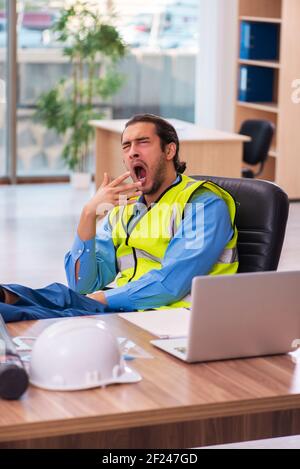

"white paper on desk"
[118,308,190,339]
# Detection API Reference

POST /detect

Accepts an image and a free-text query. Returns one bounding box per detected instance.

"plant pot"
[70,172,91,190]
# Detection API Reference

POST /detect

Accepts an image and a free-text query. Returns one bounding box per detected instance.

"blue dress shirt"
[64,177,233,311]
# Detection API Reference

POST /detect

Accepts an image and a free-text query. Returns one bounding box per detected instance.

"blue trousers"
[0,283,108,323]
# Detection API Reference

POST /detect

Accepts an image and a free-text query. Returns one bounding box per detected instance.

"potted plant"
[35,0,126,189]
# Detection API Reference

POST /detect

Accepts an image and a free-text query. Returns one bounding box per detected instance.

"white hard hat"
[29,318,142,391]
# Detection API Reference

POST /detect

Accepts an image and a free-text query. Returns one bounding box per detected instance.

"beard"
[142,155,167,196]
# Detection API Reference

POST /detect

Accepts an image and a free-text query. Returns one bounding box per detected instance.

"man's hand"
[85,171,142,218]
[77,171,142,243]
[86,291,108,304]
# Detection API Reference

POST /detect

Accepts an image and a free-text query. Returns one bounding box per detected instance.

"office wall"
[195,0,238,131]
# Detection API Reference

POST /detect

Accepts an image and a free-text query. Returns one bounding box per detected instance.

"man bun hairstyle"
[124,114,187,174]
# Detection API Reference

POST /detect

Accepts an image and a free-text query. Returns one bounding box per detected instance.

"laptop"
[151,271,300,363]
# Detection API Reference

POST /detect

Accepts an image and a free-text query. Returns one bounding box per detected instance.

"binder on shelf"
[238,65,275,103]
[240,21,280,61]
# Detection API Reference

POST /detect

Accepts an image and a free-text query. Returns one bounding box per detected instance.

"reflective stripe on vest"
[218,247,238,265]
[117,249,162,272]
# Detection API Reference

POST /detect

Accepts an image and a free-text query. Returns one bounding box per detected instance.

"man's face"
[121,122,169,195]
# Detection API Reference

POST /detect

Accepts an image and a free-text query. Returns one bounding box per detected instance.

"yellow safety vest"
[108,174,238,308]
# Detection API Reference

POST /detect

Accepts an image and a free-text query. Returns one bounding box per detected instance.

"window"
[17,0,67,176]
[117,3,198,51]
[113,0,199,122]
[7,0,199,178]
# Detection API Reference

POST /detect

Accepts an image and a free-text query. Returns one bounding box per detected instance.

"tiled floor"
[0,183,299,288]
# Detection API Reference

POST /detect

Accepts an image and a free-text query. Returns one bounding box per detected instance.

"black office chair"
[239,120,274,179]
[192,175,289,273]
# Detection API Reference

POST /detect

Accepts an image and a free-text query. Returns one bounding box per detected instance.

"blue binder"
[238,65,274,102]
[240,21,280,61]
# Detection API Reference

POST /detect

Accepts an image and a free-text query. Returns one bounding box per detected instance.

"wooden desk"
[1,314,300,449]
[89,119,250,189]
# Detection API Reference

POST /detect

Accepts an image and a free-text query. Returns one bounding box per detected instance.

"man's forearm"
[75,207,96,282]
[77,205,98,241]
[75,207,107,282]
[66,214,116,290]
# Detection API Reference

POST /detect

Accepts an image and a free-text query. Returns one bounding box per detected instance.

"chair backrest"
[239,119,274,166]
[192,175,289,273]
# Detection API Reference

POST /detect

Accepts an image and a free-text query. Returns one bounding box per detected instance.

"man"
[0,114,238,322]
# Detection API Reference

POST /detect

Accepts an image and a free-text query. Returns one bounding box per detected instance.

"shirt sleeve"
[104,190,234,311]
[64,214,117,294]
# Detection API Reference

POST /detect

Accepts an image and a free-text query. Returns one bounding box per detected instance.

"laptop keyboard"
[174,346,187,355]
